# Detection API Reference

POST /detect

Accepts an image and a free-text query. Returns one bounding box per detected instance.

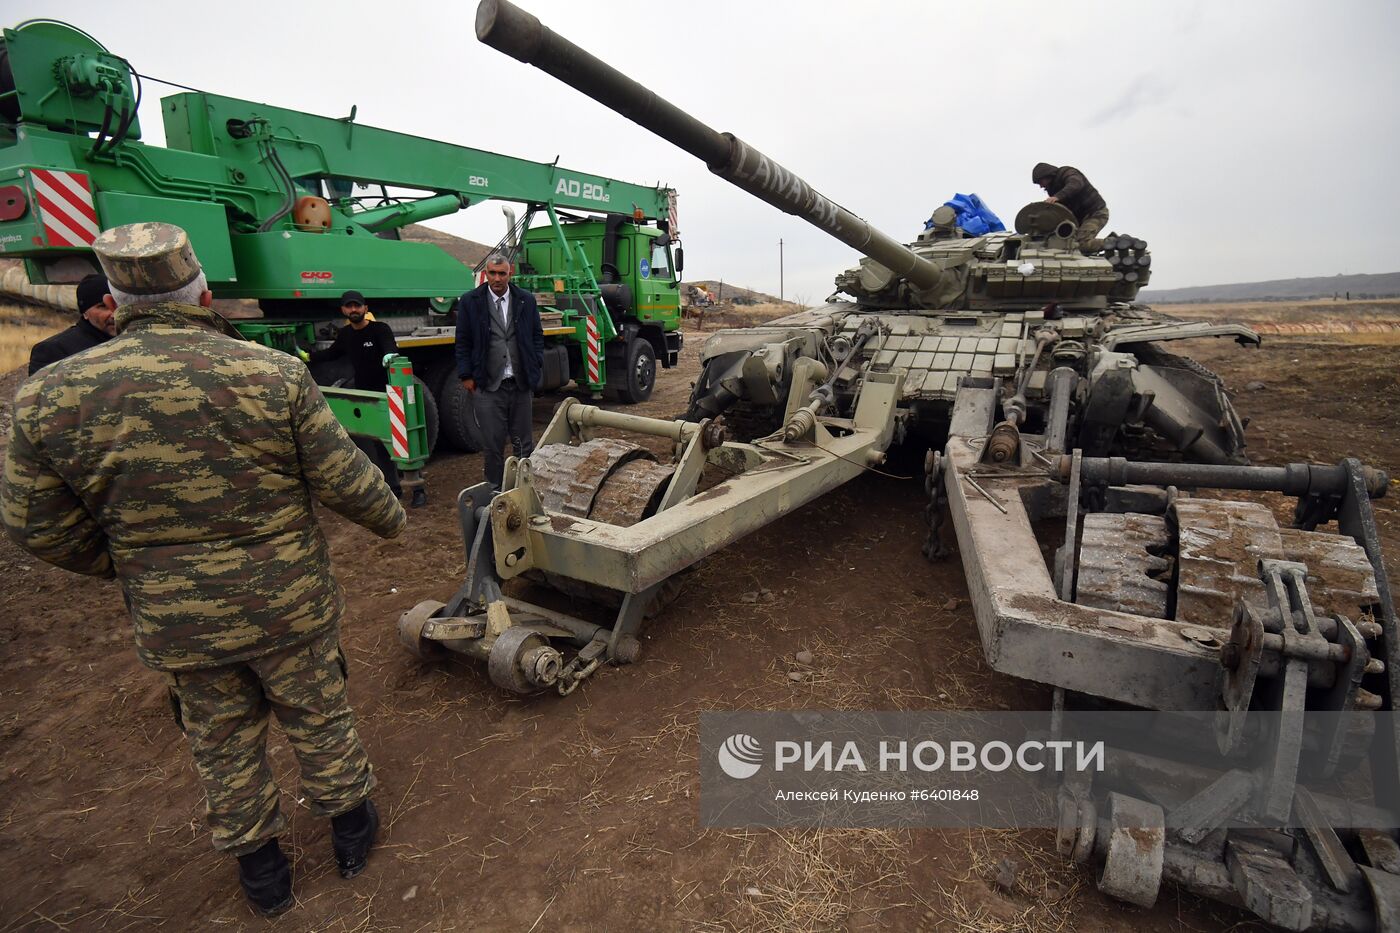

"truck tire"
[437,374,482,452]
[415,375,441,456]
[606,337,656,404]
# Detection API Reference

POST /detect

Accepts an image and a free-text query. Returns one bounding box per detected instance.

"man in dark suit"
[27,274,115,374]
[454,254,545,489]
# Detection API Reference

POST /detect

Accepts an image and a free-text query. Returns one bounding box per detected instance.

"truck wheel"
[437,374,482,452]
[415,375,441,455]
[608,337,656,404]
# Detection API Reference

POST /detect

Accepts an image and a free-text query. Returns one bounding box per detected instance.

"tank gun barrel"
[475,0,944,292]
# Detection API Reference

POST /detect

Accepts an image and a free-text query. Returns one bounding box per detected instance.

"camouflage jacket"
[1,301,407,671]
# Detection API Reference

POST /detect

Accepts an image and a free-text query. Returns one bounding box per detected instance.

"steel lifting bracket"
[1218,559,1383,820]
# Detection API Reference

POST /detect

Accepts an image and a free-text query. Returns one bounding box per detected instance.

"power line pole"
[779,238,784,303]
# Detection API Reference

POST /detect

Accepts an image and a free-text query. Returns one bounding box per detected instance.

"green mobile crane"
[0,19,685,475]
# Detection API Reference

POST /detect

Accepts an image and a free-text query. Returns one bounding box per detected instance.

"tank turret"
[479,0,1147,313]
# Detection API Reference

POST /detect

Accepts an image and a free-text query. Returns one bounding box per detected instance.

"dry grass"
[1168,297,1400,336]
[1,301,68,372]
[684,301,797,332]
[714,827,911,933]
[1168,296,1400,317]
[921,829,1087,933]
[734,301,798,320]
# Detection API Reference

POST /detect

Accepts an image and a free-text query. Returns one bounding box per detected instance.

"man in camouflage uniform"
[0,223,406,917]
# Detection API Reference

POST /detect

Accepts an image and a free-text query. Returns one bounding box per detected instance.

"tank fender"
[1100,321,1261,350]
[698,326,823,365]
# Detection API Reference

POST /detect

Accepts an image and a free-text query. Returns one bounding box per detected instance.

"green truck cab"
[517,215,683,404]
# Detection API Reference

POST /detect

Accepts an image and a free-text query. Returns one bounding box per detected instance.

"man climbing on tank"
[1031,163,1109,253]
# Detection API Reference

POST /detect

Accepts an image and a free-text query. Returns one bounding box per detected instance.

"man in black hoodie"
[304,291,416,503]
[1031,163,1109,252]
[27,274,115,374]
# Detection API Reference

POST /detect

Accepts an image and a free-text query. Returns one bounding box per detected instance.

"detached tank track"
[1075,512,1172,618]
[530,439,690,619]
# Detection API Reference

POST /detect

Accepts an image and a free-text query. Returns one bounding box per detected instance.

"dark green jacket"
[2,301,406,671]
[1033,163,1107,222]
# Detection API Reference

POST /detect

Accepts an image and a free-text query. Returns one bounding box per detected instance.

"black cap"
[76,273,109,312]
[340,290,366,306]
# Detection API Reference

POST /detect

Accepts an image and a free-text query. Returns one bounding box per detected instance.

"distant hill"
[1141,272,1400,304]
[688,280,784,305]
[401,224,494,268]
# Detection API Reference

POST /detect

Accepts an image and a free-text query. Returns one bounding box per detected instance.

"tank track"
[1133,343,1229,386]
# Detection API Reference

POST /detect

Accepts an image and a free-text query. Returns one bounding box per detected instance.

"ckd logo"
[718,734,764,779]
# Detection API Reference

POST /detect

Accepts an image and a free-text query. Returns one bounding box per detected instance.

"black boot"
[331,799,379,879]
[236,838,293,917]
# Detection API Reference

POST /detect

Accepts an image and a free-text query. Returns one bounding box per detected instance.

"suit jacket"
[454,282,545,391]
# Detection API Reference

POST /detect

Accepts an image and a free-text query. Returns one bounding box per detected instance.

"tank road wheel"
[606,337,656,404]
[398,600,448,660]
[437,373,482,452]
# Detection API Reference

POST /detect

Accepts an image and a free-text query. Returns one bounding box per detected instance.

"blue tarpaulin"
[926,193,1005,237]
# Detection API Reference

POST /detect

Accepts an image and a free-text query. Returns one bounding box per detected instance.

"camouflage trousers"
[1076,207,1111,251]
[166,628,376,856]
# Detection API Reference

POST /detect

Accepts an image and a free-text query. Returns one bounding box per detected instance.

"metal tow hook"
[556,638,609,696]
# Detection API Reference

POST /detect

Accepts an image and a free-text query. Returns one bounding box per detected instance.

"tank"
[469,6,1400,931]
[477,0,1257,465]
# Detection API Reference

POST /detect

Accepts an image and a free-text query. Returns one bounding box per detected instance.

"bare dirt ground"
[1,300,1398,932]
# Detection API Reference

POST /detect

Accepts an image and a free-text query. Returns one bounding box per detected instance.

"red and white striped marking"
[30,169,99,248]
[387,385,409,458]
[667,190,679,238]
[585,315,601,384]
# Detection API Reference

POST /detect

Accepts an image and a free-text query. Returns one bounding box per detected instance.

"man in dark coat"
[454,254,545,488]
[1032,163,1109,252]
[26,274,115,374]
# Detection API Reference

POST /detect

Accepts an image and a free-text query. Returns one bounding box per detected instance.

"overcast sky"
[13,0,1399,301]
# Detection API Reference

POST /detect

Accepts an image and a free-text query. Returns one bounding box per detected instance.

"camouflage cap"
[92,222,202,296]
